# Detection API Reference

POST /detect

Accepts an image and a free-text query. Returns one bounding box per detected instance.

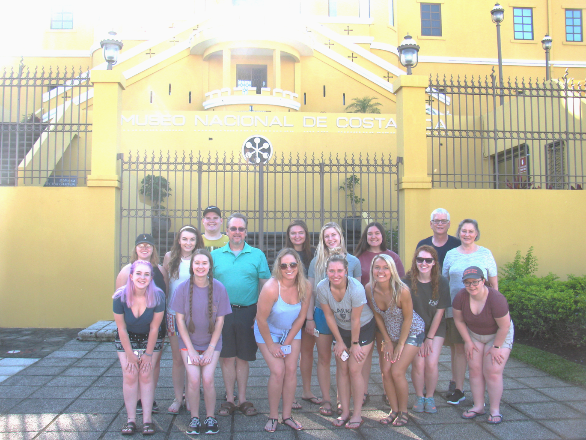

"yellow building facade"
[0,0,585,327]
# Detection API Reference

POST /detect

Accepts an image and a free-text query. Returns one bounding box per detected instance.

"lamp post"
[397,34,420,75]
[541,34,552,81]
[491,3,505,105]
[100,31,123,70]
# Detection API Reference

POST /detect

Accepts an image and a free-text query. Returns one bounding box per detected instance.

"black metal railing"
[119,151,400,266]
[427,69,585,189]
[0,62,92,186]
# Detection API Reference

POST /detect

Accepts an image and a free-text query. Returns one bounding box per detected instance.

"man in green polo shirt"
[211,213,270,417]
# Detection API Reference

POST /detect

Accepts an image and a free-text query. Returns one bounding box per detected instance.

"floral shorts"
[114,329,164,353]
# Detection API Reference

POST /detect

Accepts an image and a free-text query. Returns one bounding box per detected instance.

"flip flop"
[487,414,503,424]
[462,409,486,419]
[292,400,302,410]
[319,401,333,416]
[218,401,238,416]
[301,396,323,405]
[281,417,303,431]
[332,417,349,427]
[167,400,181,415]
[142,422,156,435]
[345,419,364,430]
[264,418,278,433]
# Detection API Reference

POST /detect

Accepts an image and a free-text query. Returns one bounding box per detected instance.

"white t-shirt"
[316,277,374,330]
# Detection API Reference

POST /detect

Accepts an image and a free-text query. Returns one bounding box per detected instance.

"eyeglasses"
[228,227,246,232]
[137,243,153,249]
[416,257,434,264]
[464,279,483,287]
[279,262,298,270]
[431,219,449,224]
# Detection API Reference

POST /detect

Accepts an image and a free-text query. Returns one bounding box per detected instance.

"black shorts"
[220,304,258,362]
[338,318,376,348]
[114,329,164,352]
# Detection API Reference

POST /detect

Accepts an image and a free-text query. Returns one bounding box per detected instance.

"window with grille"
[566,9,583,42]
[421,4,442,37]
[546,141,566,189]
[51,8,73,29]
[513,8,533,40]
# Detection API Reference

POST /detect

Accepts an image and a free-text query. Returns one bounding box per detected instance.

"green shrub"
[500,249,586,347]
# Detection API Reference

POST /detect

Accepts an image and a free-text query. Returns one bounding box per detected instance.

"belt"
[231,303,256,309]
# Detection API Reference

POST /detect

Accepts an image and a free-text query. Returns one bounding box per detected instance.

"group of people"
[112,206,513,435]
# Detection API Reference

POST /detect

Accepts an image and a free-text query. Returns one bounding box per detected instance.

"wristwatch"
[492,345,501,349]
[352,341,359,345]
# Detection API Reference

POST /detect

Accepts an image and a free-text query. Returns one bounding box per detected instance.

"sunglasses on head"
[279,262,298,270]
[416,257,434,264]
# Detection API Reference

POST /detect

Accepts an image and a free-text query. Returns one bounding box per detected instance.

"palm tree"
[345,96,382,114]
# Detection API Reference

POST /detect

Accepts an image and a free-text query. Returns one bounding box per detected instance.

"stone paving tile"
[73,358,118,368]
[0,374,54,387]
[503,367,549,378]
[513,402,583,419]
[9,398,74,415]
[565,401,586,415]
[501,388,553,404]
[46,350,89,359]
[45,375,98,387]
[18,366,67,376]
[92,376,122,387]
[107,412,176,433]
[411,407,470,425]
[420,422,496,440]
[82,351,119,360]
[0,366,30,376]
[0,413,58,431]
[33,357,78,367]
[30,386,88,399]
[541,419,586,440]
[168,431,232,440]
[514,376,575,388]
[44,412,117,431]
[61,366,109,377]
[36,431,102,440]
[1,433,38,440]
[64,399,124,414]
[0,358,39,367]
[296,428,360,439]
[78,386,124,400]
[484,420,561,440]
[534,386,586,401]
[502,377,527,390]
[0,385,41,399]
[103,432,167,440]
[0,398,23,414]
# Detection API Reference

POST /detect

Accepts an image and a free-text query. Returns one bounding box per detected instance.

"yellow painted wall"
[0,187,118,327]
[402,188,586,279]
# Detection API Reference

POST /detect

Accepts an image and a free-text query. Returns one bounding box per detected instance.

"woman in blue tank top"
[254,248,311,433]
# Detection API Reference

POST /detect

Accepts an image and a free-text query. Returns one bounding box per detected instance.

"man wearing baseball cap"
[202,205,229,250]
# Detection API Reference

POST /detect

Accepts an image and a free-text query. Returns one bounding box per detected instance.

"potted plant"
[339,174,365,233]
[139,175,172,236]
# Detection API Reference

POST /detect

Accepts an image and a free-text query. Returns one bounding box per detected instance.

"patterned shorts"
[114,329,164,353]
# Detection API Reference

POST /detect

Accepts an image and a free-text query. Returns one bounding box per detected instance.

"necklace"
[181,254,191,260]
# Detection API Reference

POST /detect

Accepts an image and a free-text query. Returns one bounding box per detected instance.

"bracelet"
[425,337,433,340]
[492,345,501,349]
[143,353,153,357]
[209,344,216,348]
[306,318,314,321]
[352,341,359,345]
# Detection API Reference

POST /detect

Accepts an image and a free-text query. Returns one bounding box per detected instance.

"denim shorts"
[405,331,425,347]
[313,307,333,336]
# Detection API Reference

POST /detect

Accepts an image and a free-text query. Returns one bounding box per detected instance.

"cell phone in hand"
[281,345,292,355]
[313,328,320,337]
[187,356,195,365]
[341,350,349,362]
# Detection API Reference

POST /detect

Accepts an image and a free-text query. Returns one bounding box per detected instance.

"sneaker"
[136,399,142,415]
[186,417,201,435]
[446,389,465,405]
[424,397,437,413]
[203,416,219,434]
[412,396,425,413]
[152,401,159,414]
[448,380,456,394]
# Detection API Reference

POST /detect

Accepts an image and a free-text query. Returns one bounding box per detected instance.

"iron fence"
[0,62,92,186]
[427,70,586,189]
[119,151,400,266]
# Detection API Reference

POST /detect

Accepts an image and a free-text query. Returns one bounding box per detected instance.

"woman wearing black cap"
[116,234,169,414]
[453,266,513,425]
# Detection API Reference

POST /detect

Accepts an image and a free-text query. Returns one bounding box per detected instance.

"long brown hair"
[168,225,204,280]
[285,220,313,264]
[354,222,389,258]
[187,249,215,334]
[406,245,440,301]
[131,244,160,266]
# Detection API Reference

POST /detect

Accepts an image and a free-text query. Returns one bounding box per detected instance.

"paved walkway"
[0,328,585,440]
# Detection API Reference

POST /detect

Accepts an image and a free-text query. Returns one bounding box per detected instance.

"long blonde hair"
[271,248,309,303]
[369,254,407,306]
[313,222,347,282]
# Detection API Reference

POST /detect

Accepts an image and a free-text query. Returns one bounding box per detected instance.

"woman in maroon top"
[452,266,514,425]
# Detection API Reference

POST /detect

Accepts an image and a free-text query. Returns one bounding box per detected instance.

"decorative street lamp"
[397,34,420,75]
[491,3,505,105]
[541,34,552,81]
[100,31,124,70]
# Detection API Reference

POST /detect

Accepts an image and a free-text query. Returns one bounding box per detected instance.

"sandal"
[281,416,303,431]
[319,401,332,416]
[264,418,278,433]
[238,401,258,416]
[168,399,182,415]
[142,422,155,435]
[332,416,349,427]
[301,396,323,405]
[337,402,343,415]
[379,412,398,425]
[345,419,364,430]
[218,402,238,416]
[462,409,486,419]
[292,400,302,410]
[488,414,503,424]
[121,421,137,435]
[392,411,409,427]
